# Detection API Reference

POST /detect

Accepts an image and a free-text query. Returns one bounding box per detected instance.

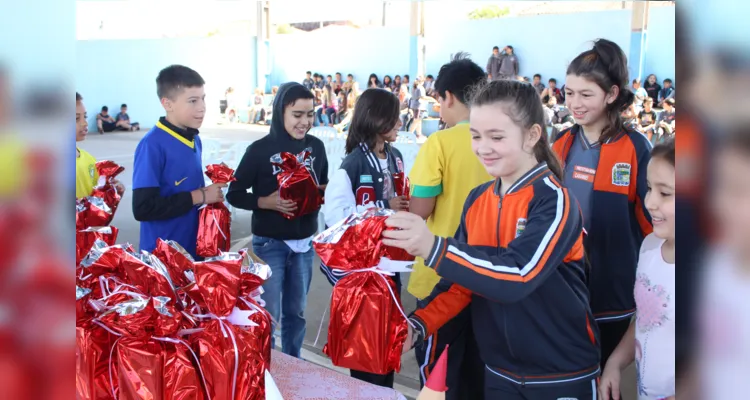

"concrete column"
[409,1,425,79]
[628,1,649,82]
[256,1,271,93]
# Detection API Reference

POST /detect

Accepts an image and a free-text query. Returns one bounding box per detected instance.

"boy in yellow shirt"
[76,92,124,199]
[407,53,491,400]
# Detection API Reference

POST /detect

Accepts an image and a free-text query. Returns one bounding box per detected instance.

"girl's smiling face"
[645,157,676,242]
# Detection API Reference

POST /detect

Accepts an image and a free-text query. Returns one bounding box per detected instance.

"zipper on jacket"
[496,196,503,250]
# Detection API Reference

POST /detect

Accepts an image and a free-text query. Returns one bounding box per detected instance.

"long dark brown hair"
[566,39,635,143]
[345,88,400,154]
[470,80,564,180]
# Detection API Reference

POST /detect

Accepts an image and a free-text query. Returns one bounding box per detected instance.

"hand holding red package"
[392,172,410,200]
[197,164,236,258]
[271,149,323,220]
[77,160,125,227]
[313,208,415,375]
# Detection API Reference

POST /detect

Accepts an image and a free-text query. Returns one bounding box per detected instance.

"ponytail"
[470,80,564,180]
[567,39,633,142]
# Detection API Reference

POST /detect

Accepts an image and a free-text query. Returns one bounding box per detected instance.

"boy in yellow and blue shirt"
[407,53,491,400]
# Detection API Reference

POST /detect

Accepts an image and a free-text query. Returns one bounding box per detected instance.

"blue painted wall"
[425,10,632,84]
[268,26,410,86]
[643,6,676,84]
[76,35,256,129]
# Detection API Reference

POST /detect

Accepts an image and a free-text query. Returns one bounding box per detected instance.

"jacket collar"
[494,162,551,196]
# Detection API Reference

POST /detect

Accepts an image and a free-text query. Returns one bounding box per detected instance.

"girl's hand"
[112,180,126,195]
[598,362,622,400]
[402,324,414,354]
[388,195,410,211]
[382,211,435,259]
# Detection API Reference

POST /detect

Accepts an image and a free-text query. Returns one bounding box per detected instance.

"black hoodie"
[227,82,329,240]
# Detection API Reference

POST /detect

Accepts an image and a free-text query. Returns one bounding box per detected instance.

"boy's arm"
[408,136,444,219]
[132,140,197,221]
[226,145,262,210]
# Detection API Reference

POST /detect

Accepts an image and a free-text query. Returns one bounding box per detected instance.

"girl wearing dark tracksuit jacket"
[555,40,653,371]
[320,87,409,388]
[384,81,600,399]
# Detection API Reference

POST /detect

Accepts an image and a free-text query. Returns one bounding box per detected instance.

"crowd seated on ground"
[96,103,139,133]
[300,71,442,142]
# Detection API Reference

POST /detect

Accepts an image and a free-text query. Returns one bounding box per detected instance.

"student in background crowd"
[403,74,411,88]
[600,140,675,400]
[656,98,676,141]
[540,78,564,104]
[638,98,658,143]
[424,74,435,97]
[621,102,639,132]
[486,46,502,81]
[545,96,575,137]
[249,88,265,124]
[555,39,653,374]
[408,77,429,141]
[335,89,347,125]
[632,78,649,110]
[643,74,661,105]
[383,75,393,92]
[498,45,519,80]
[96,106,117,134]
[226,82,328,359]
[407,53,490,400]
[333,72,344,92]
[346,73,355,92]
[658,78,675,108]
[532,73,545,95]
[390,80,598,399]
[303,71,314,90]
[259,86,279,125]
[392,75,402,93]
[314,73,325,90]
[316,84,337,126]
[368,73,383,89]
[115,103,139,131]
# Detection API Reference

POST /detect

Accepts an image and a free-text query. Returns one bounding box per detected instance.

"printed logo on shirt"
[89,165,95,178]
[355,186,376,206]
[572,165,595,183]
[270,148,316,177]
[612,163,631,186]
[360,175,373,184]
[174,177,188,186]
[515,218,527,238]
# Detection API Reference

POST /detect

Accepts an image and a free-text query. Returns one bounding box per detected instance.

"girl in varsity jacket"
[554,39,653,369]
[383,80,600,400]
[321,87,409,389]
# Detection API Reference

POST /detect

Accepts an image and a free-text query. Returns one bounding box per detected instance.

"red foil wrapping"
[76,325,118,400]
[313,208,413,375]
[392,172,410,200]
[76,226,119,267]
[187,252,272,400]
[77,160,125,228]
[272,150,323,220]
[197,164,236,258]
[114,336,205,400]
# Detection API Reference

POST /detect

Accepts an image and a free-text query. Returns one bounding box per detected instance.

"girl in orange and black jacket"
[554,39,653,369]
[383,80,600,400]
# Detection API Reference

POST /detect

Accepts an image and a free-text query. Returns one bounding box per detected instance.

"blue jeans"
[252,235,314,358]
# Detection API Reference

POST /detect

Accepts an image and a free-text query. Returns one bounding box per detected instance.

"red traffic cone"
[417,345,449,400]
